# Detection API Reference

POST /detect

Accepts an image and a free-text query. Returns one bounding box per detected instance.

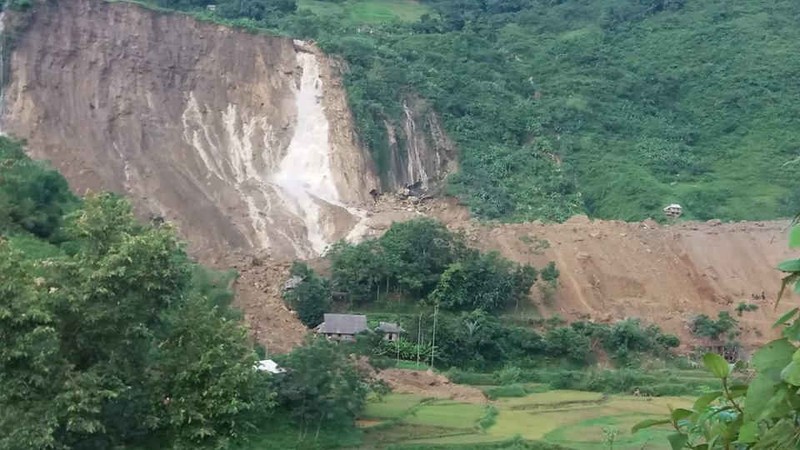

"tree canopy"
[0,138,374,449]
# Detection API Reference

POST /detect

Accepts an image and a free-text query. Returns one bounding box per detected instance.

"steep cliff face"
[384,96,457,191]
[0,0,379,260]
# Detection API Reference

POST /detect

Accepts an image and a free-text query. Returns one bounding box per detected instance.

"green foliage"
[635,222,800,448]
[495,366,523,386]
[284,262,331,327]
[477,405,498,431]
[301,0,800,222]
[272,338,370,434]
[403,311,678,371]
[690,311,739,341]
[430,251,536,313]
[736,302,759,317]
[378,218,466,296]
[5,0,33,11]
[527,368,720,396]
[540,262,559,285]
[374,338,432,362]
[0,136,77,240]
[327,218,535,313]
[156,0,297,23]
[484,384,529,400]
[0,194,270,449]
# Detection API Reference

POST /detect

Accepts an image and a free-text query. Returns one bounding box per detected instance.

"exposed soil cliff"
[0,0,378,261]
[384,96,457,191]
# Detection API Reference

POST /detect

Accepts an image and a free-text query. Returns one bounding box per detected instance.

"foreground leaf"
[773,308,798,327]
[778,259,800,272]
[632,418,671,433]
[671,408,694,422]
[693,391,723,412]
[790,225,800,248]
[744,374,778,422]
[667,432,689,450]
[777,272,800,307]
[703,353,730,379]
[738,421,758,443]
[752,339,795,374]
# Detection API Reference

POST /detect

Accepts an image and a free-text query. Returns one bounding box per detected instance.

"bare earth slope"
[365,199,798,349]
[1,0,378,260]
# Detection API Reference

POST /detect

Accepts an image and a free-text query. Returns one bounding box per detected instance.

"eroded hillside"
[361,199,798,349]
[0,0,381,260]
[2,1,796,354]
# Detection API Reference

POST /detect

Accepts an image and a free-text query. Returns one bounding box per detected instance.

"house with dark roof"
[375,322,405,342]
[315,314,368,342]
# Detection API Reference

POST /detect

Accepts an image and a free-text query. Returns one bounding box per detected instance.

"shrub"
[445,369,497,386]
[495,366,522,385]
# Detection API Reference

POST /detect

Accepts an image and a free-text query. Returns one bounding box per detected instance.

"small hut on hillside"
[315,314,368,342]
[375,322,405,342]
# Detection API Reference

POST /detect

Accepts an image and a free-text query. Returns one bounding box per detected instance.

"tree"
[217,0,297,21]
[0,244,64,449]
[429,251,536,313]
[378,218,466,296]
[0,194,271,449]
[284,262,330,328]
[0,137,76,239]
[272,338,369,438]
[329,239,389,305]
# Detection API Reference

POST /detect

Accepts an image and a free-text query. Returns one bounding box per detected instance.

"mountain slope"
[285,0,800,222]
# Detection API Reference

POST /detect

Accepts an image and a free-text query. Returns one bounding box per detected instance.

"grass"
[362,389,692,449]
[297,0,429,24]
[403,402,486,429]
[362,393,427,419]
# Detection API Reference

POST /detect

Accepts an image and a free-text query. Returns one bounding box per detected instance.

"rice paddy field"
[359,389,693,449]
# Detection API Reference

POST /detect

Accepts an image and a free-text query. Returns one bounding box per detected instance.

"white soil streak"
[403,101,428,187]
[272,49,343,255]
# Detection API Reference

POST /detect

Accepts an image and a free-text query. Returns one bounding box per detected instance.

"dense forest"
[151,0,800,223]
[0,137,378,448]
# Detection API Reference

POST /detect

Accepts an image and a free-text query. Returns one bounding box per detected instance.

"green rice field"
[359,390,692,449]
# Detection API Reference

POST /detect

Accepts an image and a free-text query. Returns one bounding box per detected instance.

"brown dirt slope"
[1,0,377,260]
[360,198,799,349]
[223,251,308,354]
[460,214,796,348]
[377,369,486,403]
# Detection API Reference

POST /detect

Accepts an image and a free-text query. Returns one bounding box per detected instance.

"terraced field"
[359,389,693,449]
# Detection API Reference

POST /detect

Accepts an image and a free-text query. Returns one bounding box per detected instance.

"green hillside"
[158,0,799,222]
[308,0,800,222]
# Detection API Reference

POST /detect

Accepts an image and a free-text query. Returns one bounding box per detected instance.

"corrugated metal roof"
[376,322,405,333]
[317,314,368,335]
